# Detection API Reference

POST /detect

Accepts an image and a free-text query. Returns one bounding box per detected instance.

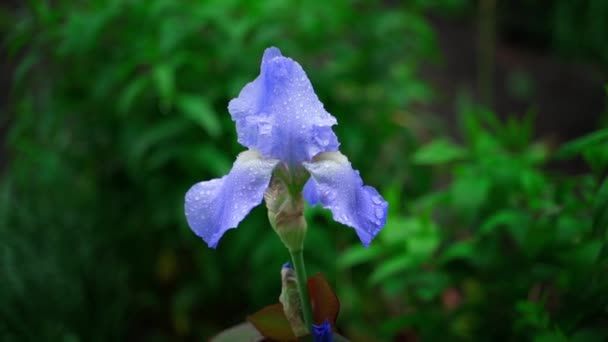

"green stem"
[289,249,314,330]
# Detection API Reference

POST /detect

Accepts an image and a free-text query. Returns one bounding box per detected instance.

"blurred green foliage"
[498,0,608,67]
[1,0,607,341]
[337,99,608,340]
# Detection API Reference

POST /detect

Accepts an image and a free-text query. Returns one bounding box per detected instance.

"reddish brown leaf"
[246,303,297,341]
[307,273,340,326]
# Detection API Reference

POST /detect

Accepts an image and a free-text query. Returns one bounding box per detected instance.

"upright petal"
[184,150,279,248]
[303,152,388,247]
[228,47,339,164]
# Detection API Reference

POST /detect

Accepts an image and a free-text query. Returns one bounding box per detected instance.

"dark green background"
[1,0,608,341]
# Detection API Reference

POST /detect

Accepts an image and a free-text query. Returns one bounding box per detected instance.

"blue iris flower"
[184,47,388,248]
[312,319,334,342]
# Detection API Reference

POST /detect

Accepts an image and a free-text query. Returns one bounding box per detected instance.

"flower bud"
[279,262,308,336]
[265,176,307,252]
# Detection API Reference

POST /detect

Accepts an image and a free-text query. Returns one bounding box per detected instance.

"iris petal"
[303,152,388,247]
[228,47,339,164]
[184,150,279,248]
[312,319,334,342]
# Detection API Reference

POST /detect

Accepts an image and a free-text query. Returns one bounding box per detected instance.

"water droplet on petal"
[372,196,383,204]
[375,208,384,219]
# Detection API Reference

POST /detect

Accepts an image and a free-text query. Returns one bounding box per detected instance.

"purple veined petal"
[303,152,388,247]
[312,319,334,342]
[228,47,339,164]
[184,150,279,248]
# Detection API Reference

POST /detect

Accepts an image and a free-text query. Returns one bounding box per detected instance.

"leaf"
[379,216,411,245]
[405,218,440,260]
[176,94,222,137]
[153,63,175,110]
[438,240,476,265]
[369,254,416,285]
[450,175,490,214]
[307,273,340,326]
[191,145,232,176]
[246,303,296,341]
[336,245,381,269]
[571,328,608,342]
[560,240,603,269]
[412,139,467,165]
[555,129,608,159]
[13,54,37,87]
[129,118,190,166]
[479,210,527,235]
[118,76,149,114]
[592,176,608,239]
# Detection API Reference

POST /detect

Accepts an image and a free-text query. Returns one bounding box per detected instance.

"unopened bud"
[265,177,307,252]
[279,262,308,336]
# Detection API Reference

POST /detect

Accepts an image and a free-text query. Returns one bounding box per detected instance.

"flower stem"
[289,249,314,330]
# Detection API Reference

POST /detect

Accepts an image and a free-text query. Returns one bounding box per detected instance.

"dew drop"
[375,207,384,219]
[372,196,383,204]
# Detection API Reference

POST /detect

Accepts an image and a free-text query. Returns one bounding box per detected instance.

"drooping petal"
[303,178,320,206]
[184,150,278,248]
[228,47,339,164]
[311,319,334,342]
[303,152,388,247]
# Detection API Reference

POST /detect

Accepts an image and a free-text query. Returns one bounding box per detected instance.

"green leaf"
[439,240,476,265]
[450,175,490,214]
[176,94,222,137]
[379,216,411,245]
[556,129,608,159]
[405,217,440,260]
[153,63,175,110]
[246,304,296,341]
[412,139,467,165]
[369,254,416,285]
[533,330,569,342]
[592,176,608,239]
[129,118,190,166]
[13,54,37,87]
[571,328,608,342]
[560,240,603,269]
[118,76,149,114]
[337,245,382,269]
[307,273,340,326]
[479,210,527,235]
